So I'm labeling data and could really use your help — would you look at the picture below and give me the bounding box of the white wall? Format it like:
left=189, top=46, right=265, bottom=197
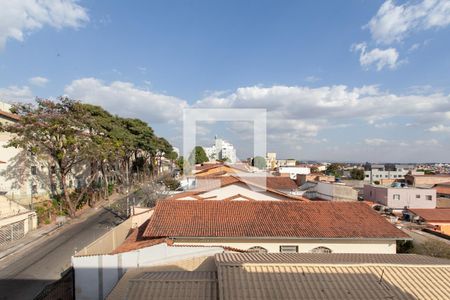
left=174, top=238, right=397, bottom=254
left=199, top=183, right=286, bottom=200
left=72, top=244, right=223, bottom=300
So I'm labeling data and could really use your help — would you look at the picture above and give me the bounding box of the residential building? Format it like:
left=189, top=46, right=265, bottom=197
left=141, top=200, right=409, bottom=254
left=173, top=175, right=304, bottom=201
left=203, top=136, right=237, bottom=163
left=0, top=101, right=90, bottom=208
left=434, top=182, right=450, bottom=208
left=408, top=208, right=450, bottom=235
left=72, top=208, right=224, bottom=300
left=405, top=174, right=450, bottom=187
left=265, top=152, right=277, bottom=170
left=303, top=181, right=358, bottom=201
left=276, top=159, right=297, bottom=167
left=276, top=166, right=310, bottom=180
left=0, top=195, right=37, bottom=246
left=363, top=164, right=418, bottom=183
left=296, top=173, right=335, bottom=186
left=364, top=184, right=436, bottom=210
left=107, top=253, right=450, bottom=300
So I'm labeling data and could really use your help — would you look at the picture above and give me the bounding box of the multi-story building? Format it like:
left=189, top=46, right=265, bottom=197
left=265, top=152, right=277, bottom=170
left=203, top=136, right=237, bottom=163
left=363, top=163, right=418, bottom=183
left=364, top=184, right=436, bottom=210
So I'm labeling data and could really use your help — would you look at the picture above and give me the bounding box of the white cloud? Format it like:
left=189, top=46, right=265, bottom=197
left=415, top=138, right=440, bottom=146
left=364, top=138, right=388, bottom=146
left=0, top=85, right=33, bottom=102
left=352, top=42, right=399, bottom=70
left=0, top=0, right=89, bottom=49
left=305, top=76, right=320, bottom=83
left=29, top=76, right=49, bottom=87
left=64, top=78, right=188, bottom=123
left=428, top=124, right=450, bottom=132
left=367, top=0, right=450, bottom=45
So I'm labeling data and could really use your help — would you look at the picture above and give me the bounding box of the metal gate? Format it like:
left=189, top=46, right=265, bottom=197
left=0, top=220, right=25, bottom=246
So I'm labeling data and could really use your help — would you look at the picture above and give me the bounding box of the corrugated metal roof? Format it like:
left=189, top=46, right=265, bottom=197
left=216, top=253, right=450, bottom=266
left=217, top=264, right=450, bottom=300
left=125, top=271, right=217, bottom=300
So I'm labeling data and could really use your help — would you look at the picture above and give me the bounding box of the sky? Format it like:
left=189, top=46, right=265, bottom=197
left=0, top=0, right=450, bottom=163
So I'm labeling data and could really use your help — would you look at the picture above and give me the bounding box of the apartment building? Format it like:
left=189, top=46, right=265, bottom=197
left=364, top=163, right=418, bottom=183
left=203, top=136, right=237, bottom=163
left=364, top=184, right=436, bottom=210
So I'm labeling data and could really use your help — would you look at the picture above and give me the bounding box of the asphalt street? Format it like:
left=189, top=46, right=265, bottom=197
left=0, top=207, right=122, bottom=300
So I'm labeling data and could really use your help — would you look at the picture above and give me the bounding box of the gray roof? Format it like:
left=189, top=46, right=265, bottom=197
left=215, top=253, right=450, bottom=265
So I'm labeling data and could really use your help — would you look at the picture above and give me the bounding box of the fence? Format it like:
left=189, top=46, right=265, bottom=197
left=34, top=268, right=74, bottom=300
left=0, top=219, right=25, bottom=246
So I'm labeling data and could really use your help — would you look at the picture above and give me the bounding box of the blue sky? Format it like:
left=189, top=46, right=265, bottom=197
left=1, top=0, right=450, bottom=162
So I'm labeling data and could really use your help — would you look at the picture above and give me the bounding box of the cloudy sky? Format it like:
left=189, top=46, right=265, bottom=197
left=1, top=0, right=450, bottom=162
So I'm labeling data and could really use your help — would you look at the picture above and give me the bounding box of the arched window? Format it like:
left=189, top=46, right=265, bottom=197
left=311, top=246, right=332, bottom=254
left=248, top=246, right=268, bottom=253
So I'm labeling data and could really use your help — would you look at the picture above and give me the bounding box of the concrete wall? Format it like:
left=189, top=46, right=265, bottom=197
left=315, top=182, right=358, bottom=201
left=72, top=244, right=223, bottom=300
left=0, top=210, right=37, bottom=233
left=174, top=238, right=397, bottom=254
left=76, top=209, right=153, bottom=256
left=364, top=185, right=436, bottom=209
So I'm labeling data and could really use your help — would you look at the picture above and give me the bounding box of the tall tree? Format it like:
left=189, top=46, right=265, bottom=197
left=2, top=98, right=99, bottom=217
left=189, top=146, right=209, bottom=164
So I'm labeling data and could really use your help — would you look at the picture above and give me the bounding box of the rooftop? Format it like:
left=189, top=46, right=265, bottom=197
left=108, top=253, right=450, bottom=300
left=143, top=200, right=410, bottom=240
left=409, top=208, right=450, bottom=223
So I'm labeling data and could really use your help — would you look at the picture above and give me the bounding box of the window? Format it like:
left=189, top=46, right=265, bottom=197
left=393, top=194, right=400, bottom=200
left=416, top=195, right=420, bottom=199
left=31, top=184, right=37, bottom=194
left=280, top=245, right=298, bottom=253
left=248, top=246, right=268, bottom=254
left=365, top=175, right=369, bottom=178
left=311, top=247, right=332, bottom=254
left=426, top=195, right=432, bottom=201
left=31, top=166, right=37, bottom=175
left=51, top=166, right=56, bottom=174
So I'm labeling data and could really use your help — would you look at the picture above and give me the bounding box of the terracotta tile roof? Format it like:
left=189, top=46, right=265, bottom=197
left=0, top=110, right=20, bottom=121
left=144, top=200, right=410, bottom=239
left=435, top=183, right=450, bottom=195
left=409, top=208, right=450, bottom=223
left=111, top=220, right=170, bottom=254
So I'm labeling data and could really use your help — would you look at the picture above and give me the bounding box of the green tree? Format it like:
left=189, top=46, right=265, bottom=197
left=326, top=163, right=343, bottom=178
left=189, top=146, right=209, bottom=164
left=252, top=156, right=267, bottom=169
left=2, top=98, right=99, bottom=217
left=350, top=168, right=365, bottom=180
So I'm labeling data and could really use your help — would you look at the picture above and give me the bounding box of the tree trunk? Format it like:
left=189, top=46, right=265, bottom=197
left=60, top=172, right=76, bottom=218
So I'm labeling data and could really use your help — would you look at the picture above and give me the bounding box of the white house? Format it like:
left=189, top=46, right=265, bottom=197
left=277, top=166, right=310, bottom=179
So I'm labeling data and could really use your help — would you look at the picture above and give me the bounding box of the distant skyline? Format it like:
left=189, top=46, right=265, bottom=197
left=1, top=0, right=450, bottom=162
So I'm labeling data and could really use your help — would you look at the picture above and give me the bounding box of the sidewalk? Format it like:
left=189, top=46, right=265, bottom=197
left=0, top=190, right=132, bottom=262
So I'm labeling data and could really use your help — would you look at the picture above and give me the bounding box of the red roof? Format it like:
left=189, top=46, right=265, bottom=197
left=409, top=209, right=450, bottom=223
left=0, top=110, right=20, bottom=121
left=434, top=182, right=450, bottom=195
left=144, top=200, right=409, bottom=239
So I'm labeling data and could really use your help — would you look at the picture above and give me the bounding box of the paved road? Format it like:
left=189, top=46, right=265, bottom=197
left=0, top=207, right=123, bottom=300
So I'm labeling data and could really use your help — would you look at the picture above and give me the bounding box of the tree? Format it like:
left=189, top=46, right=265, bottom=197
left=325, top=163, right=343, bottom=178
left=350, top=168, right=365, bottom=180
left=310, top=166, right=319, bottom=173
left=252, top=156, right=266, bottom=169
left=189, top=146, right=209, bottom=164
left=2, top=98, right=99, bottom=217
